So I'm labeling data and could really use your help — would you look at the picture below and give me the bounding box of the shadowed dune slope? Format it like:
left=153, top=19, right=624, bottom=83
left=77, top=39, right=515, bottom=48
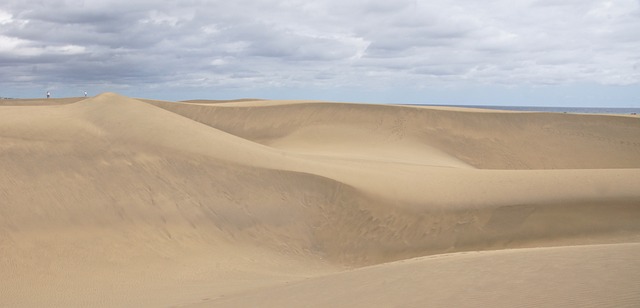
left=1, top=93, right=639, bottom=307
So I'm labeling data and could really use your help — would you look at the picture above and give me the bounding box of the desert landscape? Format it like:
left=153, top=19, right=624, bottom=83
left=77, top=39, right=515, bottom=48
left=1, top=92, right=639, bottom=307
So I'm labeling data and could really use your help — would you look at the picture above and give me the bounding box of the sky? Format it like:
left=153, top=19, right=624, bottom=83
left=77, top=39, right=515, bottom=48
left=1, top=0, right=639, bottom=106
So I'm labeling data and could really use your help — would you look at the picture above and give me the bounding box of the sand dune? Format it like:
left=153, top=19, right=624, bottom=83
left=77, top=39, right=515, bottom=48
left=149, top=99, right=640, bottom=169
left=191, top=243, right=640, bottom=308
left=0, top=97, right=86, bottom=106
left=1, top=93, right=639, bottom=307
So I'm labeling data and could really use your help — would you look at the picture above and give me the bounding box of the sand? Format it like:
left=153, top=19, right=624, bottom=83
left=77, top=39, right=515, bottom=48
left=1, top=92, right=639, bottom=307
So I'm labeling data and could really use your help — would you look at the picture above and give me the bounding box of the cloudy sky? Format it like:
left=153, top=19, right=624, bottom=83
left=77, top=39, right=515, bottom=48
left=1, top=0, right=639, bottom=106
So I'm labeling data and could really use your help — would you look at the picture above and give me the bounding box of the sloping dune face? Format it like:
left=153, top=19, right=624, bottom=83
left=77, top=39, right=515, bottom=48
left=149, top=99, right=640, bottom=169
left=2, top=93, right=640, bottom=307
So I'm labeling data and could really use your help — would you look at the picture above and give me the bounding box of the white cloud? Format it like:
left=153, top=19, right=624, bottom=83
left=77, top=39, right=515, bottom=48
left=48, top=44, right=86, bottom=55
left=0, top=0, right=639, bottom=105
left=209, top=58, right=226, bottom=66
left=0, top=9, right=12, bottom=24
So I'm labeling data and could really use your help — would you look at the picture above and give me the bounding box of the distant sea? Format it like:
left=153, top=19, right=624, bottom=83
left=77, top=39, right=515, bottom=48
left=416, top=105, right=640, bottom=115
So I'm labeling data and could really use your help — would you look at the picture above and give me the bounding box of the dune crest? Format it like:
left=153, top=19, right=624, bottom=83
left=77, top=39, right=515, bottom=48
left=1, top=93, right=639, bottom=307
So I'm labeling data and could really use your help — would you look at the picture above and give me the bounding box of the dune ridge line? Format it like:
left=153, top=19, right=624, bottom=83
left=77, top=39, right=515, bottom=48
left=1, top=92, right=639, bottom=307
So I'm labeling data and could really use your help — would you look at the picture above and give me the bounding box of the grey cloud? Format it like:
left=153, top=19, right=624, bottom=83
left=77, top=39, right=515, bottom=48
left=1, top=0, right=639, bottom=97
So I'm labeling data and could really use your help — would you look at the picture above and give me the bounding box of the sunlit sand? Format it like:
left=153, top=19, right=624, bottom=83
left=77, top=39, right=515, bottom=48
left=1, top=93, right=639, bottom=307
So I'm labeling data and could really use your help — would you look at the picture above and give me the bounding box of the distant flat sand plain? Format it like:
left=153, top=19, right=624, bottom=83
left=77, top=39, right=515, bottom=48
left=1, top=93, right=639, bottom=307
